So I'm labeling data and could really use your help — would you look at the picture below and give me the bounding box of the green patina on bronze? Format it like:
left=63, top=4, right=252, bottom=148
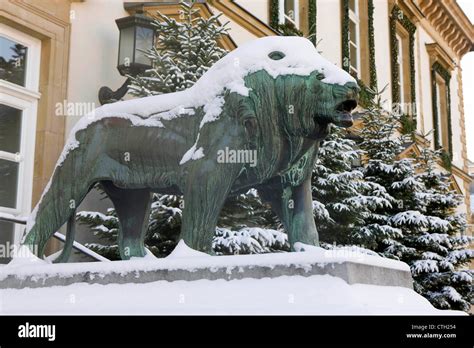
left=23, top=66, right=358, bottom=262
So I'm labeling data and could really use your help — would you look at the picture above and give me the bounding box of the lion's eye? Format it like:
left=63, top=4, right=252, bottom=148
left=268, top=51, right=285, bottom=60
left=316, top=73, right=325, bottom=80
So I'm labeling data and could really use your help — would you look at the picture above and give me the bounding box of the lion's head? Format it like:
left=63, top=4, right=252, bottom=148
left=265, top=69, right=359, bottom=139
left=205, top=36, right=359, bottom=140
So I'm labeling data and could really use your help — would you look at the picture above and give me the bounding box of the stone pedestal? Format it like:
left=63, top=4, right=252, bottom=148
left=0, top=250, right=413, bottom=290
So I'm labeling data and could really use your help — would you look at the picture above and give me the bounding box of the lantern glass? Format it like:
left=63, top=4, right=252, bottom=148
left=116, top=13, right=154, bottom=76
left=135, top=26, right=154, bottom=65
left=118, top=26, right=135, bottom=69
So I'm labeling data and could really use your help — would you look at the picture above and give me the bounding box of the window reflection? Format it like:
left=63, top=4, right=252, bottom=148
left=0, top=36, right=28, bottom=87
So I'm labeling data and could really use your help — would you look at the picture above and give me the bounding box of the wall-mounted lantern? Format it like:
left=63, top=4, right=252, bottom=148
left=98, top=12, right=155, bottom=105
left=116, top=13, right=155, bottom=76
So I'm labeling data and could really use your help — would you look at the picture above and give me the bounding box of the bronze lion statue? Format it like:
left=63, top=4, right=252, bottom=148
left=23, top=36, right=358, bottom=262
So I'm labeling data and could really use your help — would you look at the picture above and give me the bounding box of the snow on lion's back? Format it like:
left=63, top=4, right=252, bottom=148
left=57, top=36, right=356, bottom=169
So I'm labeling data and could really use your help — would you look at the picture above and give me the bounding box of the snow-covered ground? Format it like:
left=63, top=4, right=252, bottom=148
left=0, top=274, right=463, bottom=315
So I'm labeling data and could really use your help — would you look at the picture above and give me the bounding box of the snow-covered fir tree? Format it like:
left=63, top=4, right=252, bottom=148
left=215, top=189, right=287, bottom=254
left=355, top=91, right=472, bottom=311
left=218, top=189, right=279, bottom=231
left=77, top=2, right=286, bottom=257
left=392, top=147, right=473, bottom=311
left=213, top=227, right=289, bottom=255
left=76, top=207, right=120, bottom=260
left=128, top=1, right=229, bottom=96
left=312, top=125, right=393, bottom=246
left=351, top=94, right=410, bottom=252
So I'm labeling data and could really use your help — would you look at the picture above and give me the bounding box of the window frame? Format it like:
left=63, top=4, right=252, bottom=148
left=427, top=44, right=455, bottom=157
left=0, top=24, right=41, bottom=92
left=394, top=22, right=411, bottom=114
left=278, top=0, right=300, bottom=28
left=348, top=0, right=360, bottom=77
left=341, top=0, right=373, bottom=87
left=432, top=70, right=451, bottom=153
left=389, top=5, right=417, bottom=118
left=435, top=77, right=443, bottom=148
left=396, top=33, right=404, bottom=107
left=0, top=23, right=41, bottom=245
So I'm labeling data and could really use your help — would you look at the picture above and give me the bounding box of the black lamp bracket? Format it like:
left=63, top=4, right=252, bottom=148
left=98, top=78, right=130, bottom=105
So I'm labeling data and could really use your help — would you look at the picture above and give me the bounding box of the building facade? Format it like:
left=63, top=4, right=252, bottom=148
left=0, top=0, right=473, bottom=261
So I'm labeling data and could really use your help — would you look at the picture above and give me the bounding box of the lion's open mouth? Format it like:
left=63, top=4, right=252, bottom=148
left=332, top=99, right=357, bottom=128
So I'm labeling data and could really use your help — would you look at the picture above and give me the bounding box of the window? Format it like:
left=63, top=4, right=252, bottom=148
left=0, top=36, right=28, bottom=86
left=342, top=0, right=372, bottom=85
left=435, top=80, right=442, bottom=146
left=426, top=44, right=454, bottom=157
left=433, top=72, right=450, bottom=152
left=390, top=6, right=417, bottom=116
left=0, top=24, right=40, bottom=255
left=396, top=33, right=404, bottom=107
left=470, top=181, right=474, bottom=211
left=279, top=0, right=300, bottom=28
left=394, top=25, right=410, bottom=113
left=348, top=0, right=360, bottom=76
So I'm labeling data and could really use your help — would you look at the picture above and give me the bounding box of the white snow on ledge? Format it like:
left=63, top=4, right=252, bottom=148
left=1, top=241, right=409, bottom=281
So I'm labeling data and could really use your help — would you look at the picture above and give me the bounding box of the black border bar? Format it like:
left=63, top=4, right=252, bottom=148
left=0, top=315, right=472, bottom=346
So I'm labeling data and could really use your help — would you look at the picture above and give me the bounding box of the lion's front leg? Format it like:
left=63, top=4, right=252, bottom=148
left=285, top=176, right=319, bottom=247
left=180, top=160, right=243, bottom=254
left=259, top=175, right=319, bottom=249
